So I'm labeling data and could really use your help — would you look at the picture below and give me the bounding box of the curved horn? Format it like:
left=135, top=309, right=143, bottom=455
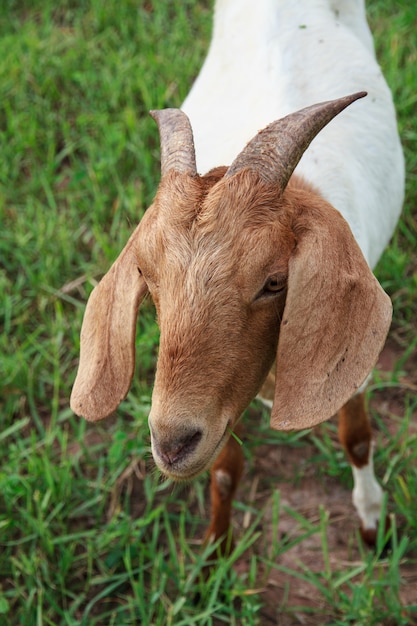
left=225, top=92, right=367, bottom=189
left=150, top=108, right=197, bottom=177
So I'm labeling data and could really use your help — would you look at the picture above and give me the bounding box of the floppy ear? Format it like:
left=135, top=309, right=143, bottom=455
left=70, top=223, right=148, bottom=421
left=270, top=201, right=392, bottom=431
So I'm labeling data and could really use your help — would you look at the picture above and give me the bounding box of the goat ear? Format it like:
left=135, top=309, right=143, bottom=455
left=70, top=224, right=148, bottom=421
left=270, top=203, right=392, bottom=431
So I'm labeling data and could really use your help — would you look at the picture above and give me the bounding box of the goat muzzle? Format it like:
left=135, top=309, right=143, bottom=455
left=151, top=428, right=202, bottom=468
left=149, top=411, right=231, bottom=480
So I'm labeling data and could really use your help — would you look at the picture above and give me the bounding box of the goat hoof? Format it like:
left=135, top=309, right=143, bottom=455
left=360, top=514, right=392, bottom=556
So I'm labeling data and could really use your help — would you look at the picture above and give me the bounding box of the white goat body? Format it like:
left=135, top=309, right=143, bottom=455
left=182, top=0, right=404, bottom=268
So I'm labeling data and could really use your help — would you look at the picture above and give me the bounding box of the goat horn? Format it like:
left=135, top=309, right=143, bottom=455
left=150, top=108, right=197, bottom=177
left=225, top=92, right=367, bottom=188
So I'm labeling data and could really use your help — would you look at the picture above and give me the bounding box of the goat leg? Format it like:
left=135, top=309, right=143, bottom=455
left=338, top=393, right=389, bottom=547
left=204, top=425, right=244, bottom=555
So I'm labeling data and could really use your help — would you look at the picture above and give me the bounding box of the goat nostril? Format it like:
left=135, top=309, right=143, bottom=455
left=156, top=429, right=202, bottom=466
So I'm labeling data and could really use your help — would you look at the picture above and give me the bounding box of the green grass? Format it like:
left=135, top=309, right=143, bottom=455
left=1, top=1, right=416, bottom=624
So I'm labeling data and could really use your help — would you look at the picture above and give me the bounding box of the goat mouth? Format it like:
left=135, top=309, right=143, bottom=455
left=156, top=421, right=231, bottom=482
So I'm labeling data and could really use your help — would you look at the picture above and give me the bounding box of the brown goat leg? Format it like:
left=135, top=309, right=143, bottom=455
left=338, top=393, right=387, bottom=546
left=338, top=393, right=373, bottom=467
left=204, top=426, right=244, bottom=555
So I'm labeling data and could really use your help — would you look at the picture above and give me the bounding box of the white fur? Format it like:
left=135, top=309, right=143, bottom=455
left=214, top=468, right=233, bottom=499
left=182, top=0, right=404, bottom=268
left=351, top=444, right=383, bottom=530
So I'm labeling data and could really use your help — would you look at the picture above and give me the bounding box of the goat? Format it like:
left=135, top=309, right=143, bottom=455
left=70, top=0, right=404, bottom=553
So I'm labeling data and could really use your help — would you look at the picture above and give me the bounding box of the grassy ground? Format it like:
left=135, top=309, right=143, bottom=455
left=1, top=1, right=416, bottom=624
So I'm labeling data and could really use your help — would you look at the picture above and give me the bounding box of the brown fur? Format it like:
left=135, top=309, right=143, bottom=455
left=205, top=427, right=245, bottom=552
left=338, top=393, right=372, bottom=468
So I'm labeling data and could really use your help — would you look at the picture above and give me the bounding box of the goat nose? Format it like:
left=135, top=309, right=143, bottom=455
left=152, top=428, right=202, bottom=467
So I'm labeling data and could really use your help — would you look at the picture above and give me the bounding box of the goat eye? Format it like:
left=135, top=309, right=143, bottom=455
left=265, top=277, right=285, bottom=292
left=264, top=276, right=285, bottom=293
left=257, top=275, right=287, bottom=299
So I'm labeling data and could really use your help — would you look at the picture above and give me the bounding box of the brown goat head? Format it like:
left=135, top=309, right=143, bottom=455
left=70, top=93, right=392, bottom=480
